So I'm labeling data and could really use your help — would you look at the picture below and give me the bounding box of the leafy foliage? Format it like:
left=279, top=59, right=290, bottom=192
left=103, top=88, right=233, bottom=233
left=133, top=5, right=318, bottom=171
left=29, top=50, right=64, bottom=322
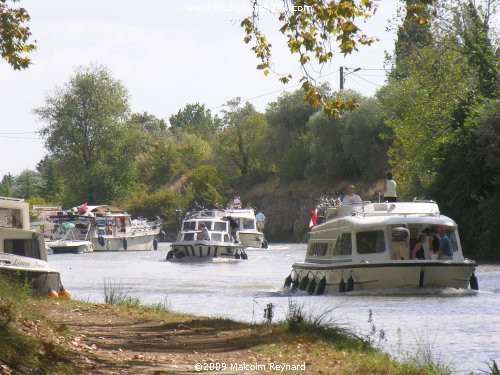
left=35, top=64, right=143, bottom=204
left=241, top=0, right=375, bottom=116
left=0, top=0, right=36, bottom=69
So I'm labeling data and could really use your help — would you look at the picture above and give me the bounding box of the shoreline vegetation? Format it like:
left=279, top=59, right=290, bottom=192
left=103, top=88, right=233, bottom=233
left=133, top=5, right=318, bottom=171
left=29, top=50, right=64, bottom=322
left=0, top=275, right=472, bottom=375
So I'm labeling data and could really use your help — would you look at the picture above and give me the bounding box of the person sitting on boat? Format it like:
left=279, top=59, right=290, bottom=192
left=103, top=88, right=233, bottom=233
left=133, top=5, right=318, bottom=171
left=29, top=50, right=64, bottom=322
left=223, top=216, right=239, bottom=243
left=382, top=172, right=397, bottom=202
left=437, top=226, right=453, bottom=260
left=197, top=222, right=210, bottom=241
left=232, top=196, right=242, bottom=209
left=256, top=209, right=266, bottom=232
left=423, top=228, right=440, bottom=259
left=411, top=233, right=427, bottom=260
left=392, top=224, right=410, bottom=260
left=342, top=185, right=362, bottom=205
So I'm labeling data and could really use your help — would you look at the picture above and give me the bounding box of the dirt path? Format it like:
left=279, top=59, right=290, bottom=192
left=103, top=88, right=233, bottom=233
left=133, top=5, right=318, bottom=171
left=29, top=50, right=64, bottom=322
left=44, top=302, right=275, bottom=374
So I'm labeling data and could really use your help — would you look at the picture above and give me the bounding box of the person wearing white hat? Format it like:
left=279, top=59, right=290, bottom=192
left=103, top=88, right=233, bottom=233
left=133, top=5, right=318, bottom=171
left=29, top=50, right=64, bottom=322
left=342, top=184, right=362, bottom=205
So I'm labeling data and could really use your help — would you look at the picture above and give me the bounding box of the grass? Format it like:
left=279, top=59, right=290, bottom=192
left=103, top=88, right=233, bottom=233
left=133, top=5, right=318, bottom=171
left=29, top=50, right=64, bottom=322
left=0, top=274, right=75, bottom=374
left=102, top=279, right=140, bottom=307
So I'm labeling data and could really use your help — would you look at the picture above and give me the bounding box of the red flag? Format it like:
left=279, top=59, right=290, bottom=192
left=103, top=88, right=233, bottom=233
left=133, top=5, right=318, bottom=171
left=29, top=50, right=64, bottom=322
left=77, top=203, right=88, bottom=214
left=309, top=209, right=317, bottom=229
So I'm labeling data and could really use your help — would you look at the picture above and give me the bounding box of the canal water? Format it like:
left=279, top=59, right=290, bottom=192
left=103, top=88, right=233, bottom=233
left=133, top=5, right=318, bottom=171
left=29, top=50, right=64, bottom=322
left=49, top=244, right=499, bottom=374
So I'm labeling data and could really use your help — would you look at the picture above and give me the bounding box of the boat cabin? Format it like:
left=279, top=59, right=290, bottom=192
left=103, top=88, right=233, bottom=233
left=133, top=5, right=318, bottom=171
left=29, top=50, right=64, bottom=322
left=307, top=201, right=464, bottom=263
left=179, top=219, right=231, bottom=242
left=0, top=197, right=46, bottom=261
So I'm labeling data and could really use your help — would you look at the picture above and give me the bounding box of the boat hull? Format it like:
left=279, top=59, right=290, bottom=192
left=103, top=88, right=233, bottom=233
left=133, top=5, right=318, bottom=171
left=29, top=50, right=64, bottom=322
left=46, top=240, right=94, bottom=254
left=169, top=241, right=242, bottom=259
left=0, top=253, right=62, bottom=293
left=290, top=260, right=476, bottom=293
left=92, top=231, right=159, bottom=251
left=238, top=231, right=265, bottom=248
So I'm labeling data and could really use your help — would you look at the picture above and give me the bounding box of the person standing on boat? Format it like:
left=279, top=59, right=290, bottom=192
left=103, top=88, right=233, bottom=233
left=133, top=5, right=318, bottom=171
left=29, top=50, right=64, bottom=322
left=256, top=209, right=266, bottom=232
left=383, top=172, right=397, bottom=202
left=232, top=196, right=242, bottom=209
left=342, top=185, right=362, bottom=205
left=197, top=222, right=210, bottom=241
left=437, top=226, right=453, bottom=260
left=224, top=216, right=239, bottom=243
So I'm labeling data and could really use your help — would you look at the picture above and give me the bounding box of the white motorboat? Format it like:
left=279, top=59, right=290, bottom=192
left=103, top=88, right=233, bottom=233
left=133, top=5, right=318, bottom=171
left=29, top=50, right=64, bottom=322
left=0, top=197, right=63, bottom=293
left=45, top=220, right=94, bottom=254
left=284, top=200, right=478, bottom=294
left=51, top=205, right=162, bottom=251
left=223, top=208, right=267, bottom=248
left=167, top=211, right=247, bottom=260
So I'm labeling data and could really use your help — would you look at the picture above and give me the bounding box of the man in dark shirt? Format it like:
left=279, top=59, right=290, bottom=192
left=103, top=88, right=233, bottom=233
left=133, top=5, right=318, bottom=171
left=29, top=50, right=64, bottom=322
left=437, top=226, right=453, bottom=260
left=224, top=216, right=239, bottom=243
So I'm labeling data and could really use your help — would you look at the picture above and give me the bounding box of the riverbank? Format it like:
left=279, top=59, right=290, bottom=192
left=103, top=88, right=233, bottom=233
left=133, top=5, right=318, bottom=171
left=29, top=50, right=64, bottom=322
left=0, top=276, right=442, bottom=374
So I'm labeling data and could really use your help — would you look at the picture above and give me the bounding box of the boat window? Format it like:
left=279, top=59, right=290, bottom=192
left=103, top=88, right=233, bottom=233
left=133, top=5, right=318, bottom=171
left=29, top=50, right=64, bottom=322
left=333, top=233, right=352, bottom=255
left=211, top=233, right=222, bottom=241
left=4, top=239, right=40, bottom=259
left=242, top=219, right=255, bottom=230
left=183, top=233, right=194, bottom=241
left=213, top=221, right=227, bottom=232
left=308, top=242, right=329, bottom=256
left=199, top=221, right=212, bottom=230
left=357, top=231, right=386, bottom=254
left=447, top=230, right=459, bottom=252
left=183, top=221, right=196, bottom=231
left=0, top=209, right=22, bottom=228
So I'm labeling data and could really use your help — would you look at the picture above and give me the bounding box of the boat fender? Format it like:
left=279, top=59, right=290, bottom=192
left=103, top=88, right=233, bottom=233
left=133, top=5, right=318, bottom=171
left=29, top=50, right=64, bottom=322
left=316, top=277, right=327, bottom=295
left=47, top=290, right=59, bottom=300
left=58, top=288, right=72, bottom=299
left=291, top=277, right=300, bottom=291
left=241, top=251, right=248, bottom=260
left=284, top=274, right=292, bottom=288
left=153, top=238, right=158, bottom=251
left=262, top=240, right=268, bottom=249
left=299, top=275, right=309, bottom=291
left=470, top=273, right=479, bottom=290
left=166, top=250, right=174, bottom=260
left=123, top=238, right=128, bottom=250
left=346, top=275, right=354, bottom=292
left=307, top=278, right=317, bottom=295
left=339, top=278, right=346, bottom=293
left=235, top=252, right=241, bottom=259
left=98, top=235, right=105, bottom=247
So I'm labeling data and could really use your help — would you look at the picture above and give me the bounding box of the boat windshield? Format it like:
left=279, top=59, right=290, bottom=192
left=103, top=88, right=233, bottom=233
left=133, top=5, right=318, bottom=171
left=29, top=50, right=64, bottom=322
left=0, top=208, right=22, bottom=229
left=241, top=219, right=255, bottom=230
left=213, top=221, right=227, bottom=232
left=183, top=221, right=196, bottom=231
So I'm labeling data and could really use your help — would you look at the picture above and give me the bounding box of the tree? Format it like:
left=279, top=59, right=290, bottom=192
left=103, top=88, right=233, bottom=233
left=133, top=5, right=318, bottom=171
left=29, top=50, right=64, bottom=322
left=129, top=112, right=168, bottom=136
left=265, top=89, right=319, bottom=169
left=169, top=103, right=221, bottom=138
left=217, top=100, right=268, bottom=184
left=0, top=173, right=14, bottom=197
left=241, top=0, right=375, bottom=116
left=14, top=169, right=42, bottom=199
left=35, top=64, right=142, bottom=204
left=36, top=156, right=66, bottom=204
left=0, top=0, right=36, bottom=69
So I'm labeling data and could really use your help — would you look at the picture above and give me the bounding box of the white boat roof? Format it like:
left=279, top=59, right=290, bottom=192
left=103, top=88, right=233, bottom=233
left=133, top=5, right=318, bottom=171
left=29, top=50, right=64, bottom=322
left=188, top=209, right=256, bottom=220
left=314, top=201, right=457, bottom=230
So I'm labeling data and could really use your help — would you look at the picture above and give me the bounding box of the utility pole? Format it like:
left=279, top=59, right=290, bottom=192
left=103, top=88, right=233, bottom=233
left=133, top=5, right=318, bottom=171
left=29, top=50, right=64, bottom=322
left=339, top=66, right=344, bottom=90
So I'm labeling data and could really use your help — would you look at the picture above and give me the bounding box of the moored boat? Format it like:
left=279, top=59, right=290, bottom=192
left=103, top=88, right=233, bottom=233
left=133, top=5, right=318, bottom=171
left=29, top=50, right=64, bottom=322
left=167, top=211, right=247, bottom=260
left=284, top=200, right=478, bottom=294
left=0, top=197, right=63, bottom=294
left=51, top=205, right=161, bottom=251
left=45, top=220, right=94, bottom=254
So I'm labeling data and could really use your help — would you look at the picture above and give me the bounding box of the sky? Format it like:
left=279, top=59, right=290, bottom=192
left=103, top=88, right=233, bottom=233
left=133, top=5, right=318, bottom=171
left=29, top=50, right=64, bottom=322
left=0, top=0, right=399, bottom=177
